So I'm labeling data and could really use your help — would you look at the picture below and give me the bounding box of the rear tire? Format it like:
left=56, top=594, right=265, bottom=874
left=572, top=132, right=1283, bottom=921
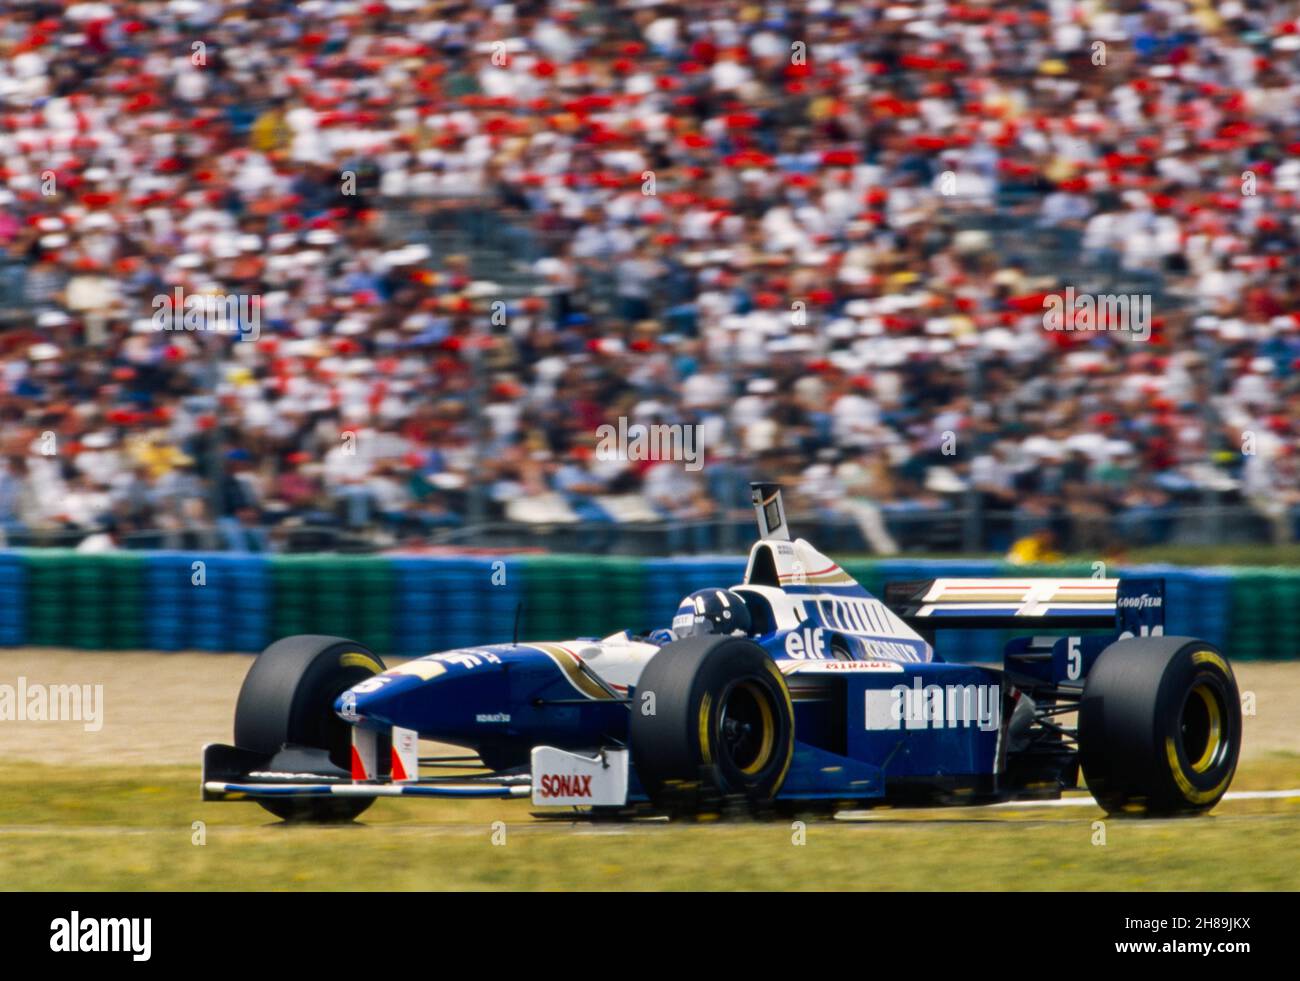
left=234, top=635, right=385, bottom=822
left=629, top=635, right=794, bottom=816
left=1079, top=636, right=1240, bottom=816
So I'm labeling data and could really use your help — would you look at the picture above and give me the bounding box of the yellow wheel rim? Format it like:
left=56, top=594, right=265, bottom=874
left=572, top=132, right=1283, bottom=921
left=1185, top=681, right=1223, bottom=774
left=716, top=680, right=776, bottom=776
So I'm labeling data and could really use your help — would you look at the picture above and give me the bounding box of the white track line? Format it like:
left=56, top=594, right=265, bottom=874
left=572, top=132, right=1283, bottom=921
left=990, top=788, right=1300, bottom=808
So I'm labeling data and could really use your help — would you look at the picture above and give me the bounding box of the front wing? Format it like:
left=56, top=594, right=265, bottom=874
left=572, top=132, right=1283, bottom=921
left=201, top=738, right=890, bottom=809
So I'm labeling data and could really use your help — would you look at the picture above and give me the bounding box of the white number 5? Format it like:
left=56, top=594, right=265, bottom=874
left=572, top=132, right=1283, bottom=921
left=1066, top=636, right=1082, bottom=681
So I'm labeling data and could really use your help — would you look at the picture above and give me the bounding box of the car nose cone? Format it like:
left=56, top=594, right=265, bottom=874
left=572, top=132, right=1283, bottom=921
left=334, top=661, right=440, bottom=728
left=334, top=652, right=509, bottom=740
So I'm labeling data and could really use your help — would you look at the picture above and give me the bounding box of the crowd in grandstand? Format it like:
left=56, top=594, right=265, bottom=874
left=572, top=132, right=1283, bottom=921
left=2, top=0, right=1300, bottom=552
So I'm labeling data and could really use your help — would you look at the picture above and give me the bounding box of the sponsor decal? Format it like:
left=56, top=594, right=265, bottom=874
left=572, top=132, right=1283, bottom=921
left=348, top=676, right=392, bottom=695
left=537, top=773, right=593, bottom=799
left=793, top=597, right=918, bottom=649
left=249, top=770, right=336, bottom=780
left=386, top=660, right=447, bottom=681
left=530, top=747, right=629, bottom=806
left=475, top=712, right=511, bottom=723
left=1118, top=625, right=1165, bottom=638
left=391, top=725, right=419, bottom=782
left=1117, top=594, right=1163, bottom=608
left=858, top=639, right=926, bottom=660
left=808, top=659, right=904, bottom=672
left=433, top=650, right=503, bottom=670
left=784, top=627, right=827, bottom=659
left=385, top=649, right=504, bottom=682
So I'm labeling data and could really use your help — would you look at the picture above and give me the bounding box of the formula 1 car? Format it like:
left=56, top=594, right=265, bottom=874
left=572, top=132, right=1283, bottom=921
left=202, top=483, right=1242, bottom=821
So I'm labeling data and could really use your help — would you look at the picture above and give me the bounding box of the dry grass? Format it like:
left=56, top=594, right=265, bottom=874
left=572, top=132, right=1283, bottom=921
left=0, top=649, right=1297, bottom=889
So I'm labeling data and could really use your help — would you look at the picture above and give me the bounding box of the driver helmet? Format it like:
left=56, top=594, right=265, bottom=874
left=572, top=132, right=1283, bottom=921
left=672, top=589, right=752, bottom=639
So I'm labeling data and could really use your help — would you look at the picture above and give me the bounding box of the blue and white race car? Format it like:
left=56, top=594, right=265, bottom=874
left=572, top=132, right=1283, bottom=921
left=203, top=483, right=1242, bottom=821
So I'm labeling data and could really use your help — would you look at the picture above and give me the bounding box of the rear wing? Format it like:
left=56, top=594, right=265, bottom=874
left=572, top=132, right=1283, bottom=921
left=884, top=577, right=1164, bottom=636
left=750, top=481, right=790, bottom=541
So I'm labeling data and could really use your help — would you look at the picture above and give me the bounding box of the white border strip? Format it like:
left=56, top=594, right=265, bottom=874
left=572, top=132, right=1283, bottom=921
left=991, top=788, right=1300, bottom=808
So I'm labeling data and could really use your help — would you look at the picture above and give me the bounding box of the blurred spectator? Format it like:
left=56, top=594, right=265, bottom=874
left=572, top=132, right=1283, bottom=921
left=1, top=1, right=1298, bottom=554
left=1007, top=528, right=1063, bottom=566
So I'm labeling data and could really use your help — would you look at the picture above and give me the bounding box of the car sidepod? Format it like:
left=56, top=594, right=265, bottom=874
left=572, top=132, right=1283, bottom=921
left=776, top=660, right=1011, bottom=804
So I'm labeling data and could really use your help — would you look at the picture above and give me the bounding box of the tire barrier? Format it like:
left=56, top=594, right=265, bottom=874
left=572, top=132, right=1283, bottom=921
left=0, top=551, right=1277, bottom=660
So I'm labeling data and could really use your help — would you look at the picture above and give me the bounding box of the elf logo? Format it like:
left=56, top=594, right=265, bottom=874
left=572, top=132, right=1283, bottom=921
left=50, top=911, right=151, bottom=961
left=537, top=773, right=593, bottom=799
left=784, top=627, right=827, bottom=659
left=864, top=679, right=1001, bottom=731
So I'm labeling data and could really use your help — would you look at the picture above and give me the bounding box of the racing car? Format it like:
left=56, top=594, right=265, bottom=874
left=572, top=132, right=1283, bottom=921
left=202, top=483, right=1242, bottom=821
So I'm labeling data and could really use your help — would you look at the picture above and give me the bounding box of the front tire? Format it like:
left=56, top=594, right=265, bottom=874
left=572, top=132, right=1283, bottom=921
left=234, top=635, right=385, bottom=822
left=1079, top=636, right=1240, bottom=816
left=629, top=635, right=795, bottom=816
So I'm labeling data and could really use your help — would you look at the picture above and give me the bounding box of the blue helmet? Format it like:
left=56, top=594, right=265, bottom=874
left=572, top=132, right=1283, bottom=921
left=672, top=588, right=752, bottom=640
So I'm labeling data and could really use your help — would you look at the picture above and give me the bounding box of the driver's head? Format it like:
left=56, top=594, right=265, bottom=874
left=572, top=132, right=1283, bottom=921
left=672, top=589, right=752, bottom=640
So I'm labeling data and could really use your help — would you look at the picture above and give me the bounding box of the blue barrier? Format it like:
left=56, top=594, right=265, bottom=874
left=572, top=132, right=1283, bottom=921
left=0, top=551, right=1287, bottom=658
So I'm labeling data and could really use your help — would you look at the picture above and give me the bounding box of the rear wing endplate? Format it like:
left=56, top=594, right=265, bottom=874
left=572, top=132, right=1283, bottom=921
left=750, top=482, right=790, bottom=541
